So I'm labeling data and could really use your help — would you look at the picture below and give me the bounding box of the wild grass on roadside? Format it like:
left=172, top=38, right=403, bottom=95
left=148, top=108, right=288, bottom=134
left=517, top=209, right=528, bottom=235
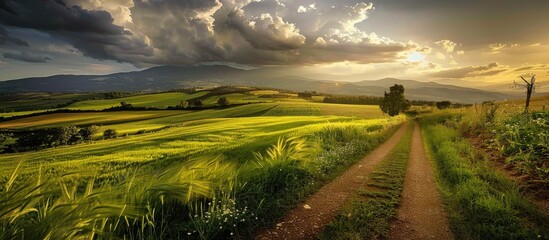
left=456, top=101, right=549, bottom=180
left=420, top=114, right=549, bottom=240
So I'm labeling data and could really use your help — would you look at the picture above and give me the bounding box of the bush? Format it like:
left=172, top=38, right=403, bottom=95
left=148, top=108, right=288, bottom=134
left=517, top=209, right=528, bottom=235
left=217, top=96, right=229, bottom=107
left=58, top=126, right=81, bottom=145
left=79, top=125, right=100, bottom=141
left=436, top=101, right=452, bottom=109
left=103, top=129, right=118, bottom=139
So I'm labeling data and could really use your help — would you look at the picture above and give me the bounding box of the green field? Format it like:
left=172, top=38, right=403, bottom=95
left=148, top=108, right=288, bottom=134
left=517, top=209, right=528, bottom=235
left=0, top=89, right=401, bottom=182
left=0, top=92, right=105, bottom=112
left=0, top=101, right=389, bottom=135
left=67, top=92, right=208, bottom=110
left=0, top=116, right=399, bottom=179
left=0, top=93, right=405, bottom=238
left=0, top=111, right=187, bottom=130
left=0, top=88, right=411, bottom=238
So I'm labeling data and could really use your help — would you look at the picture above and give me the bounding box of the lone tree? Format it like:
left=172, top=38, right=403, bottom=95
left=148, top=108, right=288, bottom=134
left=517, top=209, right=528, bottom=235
left=513, top=75, right=536, bottom=113
left=380, top=84, right=411, bottom=116
left=217, top=96, right=229, bottom=107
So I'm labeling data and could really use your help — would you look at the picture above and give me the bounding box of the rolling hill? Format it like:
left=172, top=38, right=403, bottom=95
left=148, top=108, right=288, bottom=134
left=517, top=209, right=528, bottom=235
left=0, top=65, right=516, bottom=103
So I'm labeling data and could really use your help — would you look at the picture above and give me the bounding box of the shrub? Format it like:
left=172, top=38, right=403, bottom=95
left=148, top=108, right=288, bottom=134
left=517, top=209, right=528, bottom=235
left=103, top=129, right=118, bottom=139
left=58, top=126, right=81, bottom=145
left=217, top=96, right=229, bottom=107
left=80, top=125, right=99, bottom=140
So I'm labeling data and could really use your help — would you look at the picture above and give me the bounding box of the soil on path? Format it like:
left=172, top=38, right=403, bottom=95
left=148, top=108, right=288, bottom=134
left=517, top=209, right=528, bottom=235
left=387, top=122, right=453, bottom=240
left=256, top=121, right=410, bottom=240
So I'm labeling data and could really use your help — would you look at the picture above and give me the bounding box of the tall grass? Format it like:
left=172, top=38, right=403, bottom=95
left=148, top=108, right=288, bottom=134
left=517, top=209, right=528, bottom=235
left=419, top=115, right=549, bottom=239
left=455, top=100, right=549, bottom=180
left=0, top=164, right=139, bottom=239
left=0, top=120, right=402, bottom=239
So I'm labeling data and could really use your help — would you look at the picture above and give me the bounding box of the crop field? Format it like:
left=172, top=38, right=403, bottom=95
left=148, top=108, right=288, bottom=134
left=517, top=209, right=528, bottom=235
left=0, top=111, right=186, bottom=130
left=0, top=110, right=47, bottom=118
left=0, top=100, right=389, bottom=135
left=0, top=92, right=105, bottom=112
left=67, top=92, right=209, bottom=110
left=0, top=116, right=397, bottom=179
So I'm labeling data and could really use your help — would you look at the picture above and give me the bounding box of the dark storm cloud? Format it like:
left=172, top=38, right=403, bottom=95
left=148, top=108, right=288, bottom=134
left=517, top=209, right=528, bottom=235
left=0, top=0, right=152, bottom=63
left=0, top=26, right=29, bottom=46
left=3, top=51, right=52, bottom=63
left=129, top=0, right=226, bottom=65
left=0, top=0, right=122, bottom=34
left=430, top=63, right=507, bottom=79
left=0, top=0, right=419, bottom=66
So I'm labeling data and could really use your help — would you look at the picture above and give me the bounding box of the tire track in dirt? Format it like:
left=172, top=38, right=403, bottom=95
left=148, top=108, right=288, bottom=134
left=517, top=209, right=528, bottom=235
left=387, top=122, right=453, bottom=240
left=255, top=121, right=410, bottom=240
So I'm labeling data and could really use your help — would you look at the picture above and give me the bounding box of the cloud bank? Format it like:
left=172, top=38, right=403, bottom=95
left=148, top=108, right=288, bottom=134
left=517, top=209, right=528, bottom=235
left=0, top=0, right=419, bottom=66
left=3, top=51, right=52, bottom=63
left=430, top=62, right=507, bottom=79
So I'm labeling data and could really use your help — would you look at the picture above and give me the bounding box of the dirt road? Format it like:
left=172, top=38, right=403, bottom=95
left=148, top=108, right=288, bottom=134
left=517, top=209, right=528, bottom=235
left=387, top=122, right=453, bottom=240
left=256, top=121, right=410, bottom=240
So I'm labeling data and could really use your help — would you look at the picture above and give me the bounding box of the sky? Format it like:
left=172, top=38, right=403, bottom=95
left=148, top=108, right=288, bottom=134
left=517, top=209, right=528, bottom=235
left=1, top=0, right=548, bottom=85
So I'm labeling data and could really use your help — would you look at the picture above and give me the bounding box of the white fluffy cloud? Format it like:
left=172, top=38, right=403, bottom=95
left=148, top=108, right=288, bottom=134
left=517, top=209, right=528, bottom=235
left=435, top=39, right=457, bottom=53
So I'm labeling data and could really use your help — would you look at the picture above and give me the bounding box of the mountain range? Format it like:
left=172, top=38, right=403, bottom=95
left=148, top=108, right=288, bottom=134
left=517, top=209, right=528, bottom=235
left=0, top=65, right=524, bottom=103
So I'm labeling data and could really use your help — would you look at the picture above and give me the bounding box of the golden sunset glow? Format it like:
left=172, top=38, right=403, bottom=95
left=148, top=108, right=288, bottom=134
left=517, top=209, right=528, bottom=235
left=407, top=52, right=425, bottom=63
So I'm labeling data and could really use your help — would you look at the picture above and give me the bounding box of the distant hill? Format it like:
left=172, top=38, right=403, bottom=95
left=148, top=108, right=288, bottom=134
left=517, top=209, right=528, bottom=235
left=353, top=78, right=513, bottom=103
left=0, top=65, right=516, bottom=103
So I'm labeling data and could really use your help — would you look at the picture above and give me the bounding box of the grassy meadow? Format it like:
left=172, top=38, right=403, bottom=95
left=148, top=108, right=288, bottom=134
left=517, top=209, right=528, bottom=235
left=66, top=92, right=208, bottom=110
left=0, top=87, right=407, bottom=239
left=1, top=87, right=547, bottom=239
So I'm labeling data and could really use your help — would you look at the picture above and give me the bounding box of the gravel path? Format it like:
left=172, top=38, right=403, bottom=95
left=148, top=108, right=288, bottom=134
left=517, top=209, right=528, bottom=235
left=255, top=121, right=410, bottom=240
left=387, top=122, right=453, bottom=240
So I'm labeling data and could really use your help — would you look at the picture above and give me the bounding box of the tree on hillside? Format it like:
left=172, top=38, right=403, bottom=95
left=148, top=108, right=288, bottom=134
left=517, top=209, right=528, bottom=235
left=217, top=96, right=229, bottom=107
left=380, top=84, right=411, bottom=116
left=436, top=101, right=452, bottom=110
left=57, top=126, right=81, bottom=145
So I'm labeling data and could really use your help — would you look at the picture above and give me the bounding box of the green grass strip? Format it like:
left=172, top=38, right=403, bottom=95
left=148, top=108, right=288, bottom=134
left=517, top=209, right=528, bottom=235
left=317, top=122, right=414, bottom=240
